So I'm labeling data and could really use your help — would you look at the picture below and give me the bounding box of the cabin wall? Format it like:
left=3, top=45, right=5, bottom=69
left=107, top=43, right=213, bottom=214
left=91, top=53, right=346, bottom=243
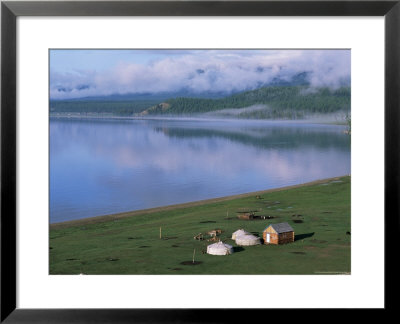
left=263, top=232, right=279, bottom=244
left=270, top=234, right=279, bottom=244
left=278, top=231, right=295, bottom=244
left=265, top=226, right=277, bottom=234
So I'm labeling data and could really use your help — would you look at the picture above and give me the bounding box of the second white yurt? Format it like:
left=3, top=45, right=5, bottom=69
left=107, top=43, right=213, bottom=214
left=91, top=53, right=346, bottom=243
left=231, top=229, right=250, bottom=240
left=235, top=234, right=261, bottom=246
left=207, top=242, right=234, bottom=256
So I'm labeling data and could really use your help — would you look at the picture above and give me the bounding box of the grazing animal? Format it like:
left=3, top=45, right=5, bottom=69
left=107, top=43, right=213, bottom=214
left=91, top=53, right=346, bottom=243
left=206, top=229, right=222, bottom=237
left=207, top=236, right=219, bottom=242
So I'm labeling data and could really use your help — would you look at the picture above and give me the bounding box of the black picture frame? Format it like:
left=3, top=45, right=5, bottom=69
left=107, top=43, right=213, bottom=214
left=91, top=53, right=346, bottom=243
left=1, top=0, right=398, bottom=322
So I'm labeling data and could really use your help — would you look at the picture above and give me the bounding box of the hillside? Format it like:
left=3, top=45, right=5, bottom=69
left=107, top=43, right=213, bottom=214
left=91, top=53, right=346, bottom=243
left=50, top=85, right=351, bottom=120
left=49, top=90, right=228, bottom=116
left=49, top=99, right=160, bottom=116
left=141, top=86, right=351, bottom=119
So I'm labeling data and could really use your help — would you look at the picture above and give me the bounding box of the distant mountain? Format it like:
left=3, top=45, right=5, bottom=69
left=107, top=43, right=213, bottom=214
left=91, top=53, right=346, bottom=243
left=51, top=71, right=320, bottom=103
left=269, top=71, right=311, bottom=87
left=51, top=89, right=230, bottom=102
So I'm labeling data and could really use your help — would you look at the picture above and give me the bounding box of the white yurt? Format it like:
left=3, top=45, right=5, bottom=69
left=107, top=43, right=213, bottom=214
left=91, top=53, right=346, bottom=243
left=235, top=234, right=261, bottom=246
left=207, top=242, right=234, bottom=256
left=231, top=229, right=250, bottom=240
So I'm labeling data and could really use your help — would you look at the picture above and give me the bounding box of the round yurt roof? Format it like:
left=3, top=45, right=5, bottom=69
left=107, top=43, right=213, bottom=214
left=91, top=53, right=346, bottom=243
left=235, top=234, right=261, bottom=246
left=231, top=229, right=250, bottom=240
left=207, top=241, right=234, bottom=256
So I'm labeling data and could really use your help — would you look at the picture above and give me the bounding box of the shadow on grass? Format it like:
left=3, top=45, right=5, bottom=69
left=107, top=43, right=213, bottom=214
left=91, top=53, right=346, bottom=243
left=180, top=261, right=202, bottom=265
left=295, top=232, right=315, bottom=241
left=233, top=246, right=245, bottom=253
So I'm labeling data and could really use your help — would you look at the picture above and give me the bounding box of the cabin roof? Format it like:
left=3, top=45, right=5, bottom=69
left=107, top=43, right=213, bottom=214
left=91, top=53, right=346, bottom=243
left=265, top=222, right=294, bottom=234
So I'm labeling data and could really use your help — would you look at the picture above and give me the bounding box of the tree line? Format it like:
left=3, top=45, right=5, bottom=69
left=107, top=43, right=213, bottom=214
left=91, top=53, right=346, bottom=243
left=147, top=86, right=351, bottom=116
left=50, top=85, right=351, bottom=119
left=49, top=100, right=159, bottom=116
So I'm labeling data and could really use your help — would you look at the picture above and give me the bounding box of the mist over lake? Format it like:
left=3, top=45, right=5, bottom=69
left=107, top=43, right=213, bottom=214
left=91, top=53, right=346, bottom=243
left=50, top=117, right=350, bottom=223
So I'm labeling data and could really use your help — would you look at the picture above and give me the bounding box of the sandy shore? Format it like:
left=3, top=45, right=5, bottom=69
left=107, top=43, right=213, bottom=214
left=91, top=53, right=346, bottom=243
left=50, top=176, right=348, bottom=229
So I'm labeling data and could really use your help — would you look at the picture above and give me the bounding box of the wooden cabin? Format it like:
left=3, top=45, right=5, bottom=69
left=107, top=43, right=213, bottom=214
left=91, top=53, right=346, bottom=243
left=263, top=222, right=294, bottom=245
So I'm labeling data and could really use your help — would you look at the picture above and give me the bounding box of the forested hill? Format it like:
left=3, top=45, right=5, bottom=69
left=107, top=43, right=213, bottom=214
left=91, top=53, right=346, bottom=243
left=50, top=85, right=350, bottom=119
left=50, top=99, right=160, bottom=116
left=141, top=86, right=351, bottom=119
left=49, top=90, right=228, bottom=116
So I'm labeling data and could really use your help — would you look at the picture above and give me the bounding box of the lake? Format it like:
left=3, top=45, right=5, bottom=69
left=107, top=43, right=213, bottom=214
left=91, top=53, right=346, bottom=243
left=50, top=117, right=350, bottom=223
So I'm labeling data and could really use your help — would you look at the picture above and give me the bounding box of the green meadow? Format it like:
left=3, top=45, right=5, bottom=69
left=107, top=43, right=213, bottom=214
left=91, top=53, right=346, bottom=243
left=49, top=176, right=350, bottom=275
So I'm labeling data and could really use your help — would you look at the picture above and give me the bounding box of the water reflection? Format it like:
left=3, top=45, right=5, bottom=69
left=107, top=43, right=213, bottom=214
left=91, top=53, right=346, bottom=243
left=50, top=118, right=350, bottom=223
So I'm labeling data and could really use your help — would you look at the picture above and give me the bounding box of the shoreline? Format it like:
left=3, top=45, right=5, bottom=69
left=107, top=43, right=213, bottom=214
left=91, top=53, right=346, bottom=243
left=50, top=175, right=349, bottom=229
left=49, top=114, right=348, bottom=126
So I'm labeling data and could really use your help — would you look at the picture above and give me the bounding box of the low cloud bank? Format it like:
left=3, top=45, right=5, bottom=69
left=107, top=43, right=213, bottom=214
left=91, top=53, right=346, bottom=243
left=50, top=50, right=350, bottom=100
left=202, top=105, right=268, bottom=117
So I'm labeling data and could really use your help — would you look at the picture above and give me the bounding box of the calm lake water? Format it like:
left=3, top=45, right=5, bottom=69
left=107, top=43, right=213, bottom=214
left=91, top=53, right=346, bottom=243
left=50, top=117, right=350, bottom=223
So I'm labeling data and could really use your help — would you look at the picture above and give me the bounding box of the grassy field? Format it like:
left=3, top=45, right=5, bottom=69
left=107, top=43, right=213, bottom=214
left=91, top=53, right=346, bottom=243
left=49, top=176, right=350, bottom=275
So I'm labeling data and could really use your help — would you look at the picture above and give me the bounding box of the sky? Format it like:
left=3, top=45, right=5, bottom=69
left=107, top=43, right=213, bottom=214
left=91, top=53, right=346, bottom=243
left=50, top=49, right=350, bottom=100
